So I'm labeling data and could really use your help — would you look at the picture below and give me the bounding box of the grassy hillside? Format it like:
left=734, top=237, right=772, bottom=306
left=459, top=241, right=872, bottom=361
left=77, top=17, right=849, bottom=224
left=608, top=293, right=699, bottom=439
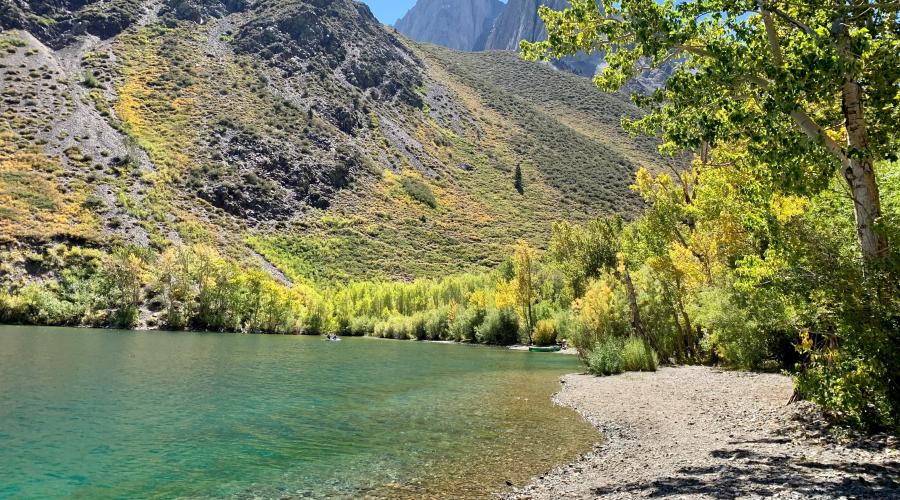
left=0, top=0, right=670, bottom=294
left=250, top=45, right=670, bottom=284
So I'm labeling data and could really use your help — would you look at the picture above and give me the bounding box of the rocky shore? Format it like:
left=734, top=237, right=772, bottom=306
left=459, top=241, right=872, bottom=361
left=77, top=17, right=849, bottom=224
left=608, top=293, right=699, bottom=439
left=503, top=366, right=899, bottom=499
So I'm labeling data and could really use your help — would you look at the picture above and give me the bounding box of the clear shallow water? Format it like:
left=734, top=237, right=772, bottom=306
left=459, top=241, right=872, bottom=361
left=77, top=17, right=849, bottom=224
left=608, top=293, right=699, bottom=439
left=0, top=326, right=596, bottom=499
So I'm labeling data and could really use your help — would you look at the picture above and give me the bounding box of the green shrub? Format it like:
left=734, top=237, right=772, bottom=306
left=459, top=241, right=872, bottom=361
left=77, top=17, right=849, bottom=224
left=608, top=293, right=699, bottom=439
left=532, top=319, right=558, bottom=346
left=550, top=309, right=578, bottom=341
left=693, top=288, right=773, bottom=370
left=424, top=307, right=449, bottom=340
left=621, top=337, right=658, bottom=372
left=796, top=358, right=891, bottom=431
left=374, top=316, right=405, bottom=339
left=476, top=307, right=519, bottom=345
left=109, top=304, right=139, bottom=329
left=587, top=337, right=624, bottom=376
left=408, top=312, right=428, bottom=340
left=348, top=315, right=376, bottom=336
left=400, top=176, right=436, bottom=208
left=0, top=35, right=26, bottom=53
left=81, top=70, right=100, bottom=89
left=1, top=283, right=81, bottom=326
left=449, top=307, right=485, bottom=342
left=301, top=302, right=331, bottom=335
left=373, top=314, right=426, bottom=340
left=586, top=337, right=657, bottom=375
left=372, top=319, right=388, bottom=338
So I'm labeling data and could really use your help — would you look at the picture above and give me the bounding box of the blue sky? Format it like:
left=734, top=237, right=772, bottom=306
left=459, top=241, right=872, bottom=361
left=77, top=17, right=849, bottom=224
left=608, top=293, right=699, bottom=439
left=360, top=0, right=418, bottom=25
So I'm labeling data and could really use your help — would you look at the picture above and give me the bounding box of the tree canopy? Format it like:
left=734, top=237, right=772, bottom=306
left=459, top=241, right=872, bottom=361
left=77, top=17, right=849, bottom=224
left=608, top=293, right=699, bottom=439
left=522, top=0, right=899, bottom=262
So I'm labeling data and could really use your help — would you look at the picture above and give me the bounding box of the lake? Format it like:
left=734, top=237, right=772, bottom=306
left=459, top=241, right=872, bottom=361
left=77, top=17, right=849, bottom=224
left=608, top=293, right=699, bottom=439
left=0, top=326, right=596, bottom=498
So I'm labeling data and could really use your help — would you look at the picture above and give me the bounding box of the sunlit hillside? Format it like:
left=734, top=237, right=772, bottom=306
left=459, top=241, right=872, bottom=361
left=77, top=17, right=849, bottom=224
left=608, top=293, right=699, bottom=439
left=0, top=0, right=668, bottom=286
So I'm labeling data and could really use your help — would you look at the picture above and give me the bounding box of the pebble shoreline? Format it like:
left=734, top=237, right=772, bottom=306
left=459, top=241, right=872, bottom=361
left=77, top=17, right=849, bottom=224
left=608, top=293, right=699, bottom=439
left=501, top=366, right=899, bottom=499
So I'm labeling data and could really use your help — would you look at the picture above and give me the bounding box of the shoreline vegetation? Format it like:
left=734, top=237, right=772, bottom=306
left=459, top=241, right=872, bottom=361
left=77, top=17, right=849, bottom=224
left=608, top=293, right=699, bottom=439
left=4, top=154, right=898, bottom=431
left=0, top=0, right=897, bottom=484
left=2, top=154, right=898, bottom=433
left=1, top=0, right=898, bottom=497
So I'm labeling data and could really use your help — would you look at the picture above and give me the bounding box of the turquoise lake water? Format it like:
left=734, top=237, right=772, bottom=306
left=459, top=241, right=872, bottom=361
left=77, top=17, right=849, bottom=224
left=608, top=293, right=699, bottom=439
left=0, top=326, right=595, bottom=499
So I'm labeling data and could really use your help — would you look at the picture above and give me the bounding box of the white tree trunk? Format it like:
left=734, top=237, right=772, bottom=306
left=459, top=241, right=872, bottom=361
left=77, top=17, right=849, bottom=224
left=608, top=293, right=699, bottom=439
left=841, top=77, right=887, bottom=262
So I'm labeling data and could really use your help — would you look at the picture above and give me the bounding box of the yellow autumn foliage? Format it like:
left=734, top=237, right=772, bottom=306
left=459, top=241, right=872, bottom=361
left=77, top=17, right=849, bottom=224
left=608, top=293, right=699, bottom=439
left=0, top=159, right=97, bottom=242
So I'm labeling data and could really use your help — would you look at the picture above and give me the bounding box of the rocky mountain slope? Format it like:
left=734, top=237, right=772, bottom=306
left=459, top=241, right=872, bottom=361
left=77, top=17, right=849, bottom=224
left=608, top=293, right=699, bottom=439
left=0, top=0, right=671, bottom=286
left=394, top=0, right=504, bottom=51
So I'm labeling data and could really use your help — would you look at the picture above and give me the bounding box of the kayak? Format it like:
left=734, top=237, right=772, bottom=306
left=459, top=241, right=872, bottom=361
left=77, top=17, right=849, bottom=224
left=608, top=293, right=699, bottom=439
left=528, top=345, right=561, bottom=352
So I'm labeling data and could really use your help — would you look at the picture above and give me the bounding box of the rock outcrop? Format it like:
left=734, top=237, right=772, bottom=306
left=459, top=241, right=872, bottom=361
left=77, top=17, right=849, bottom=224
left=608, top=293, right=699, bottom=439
left=394, top=0, right=504, bottom=51
left=482, top=0, right=567, bottom=51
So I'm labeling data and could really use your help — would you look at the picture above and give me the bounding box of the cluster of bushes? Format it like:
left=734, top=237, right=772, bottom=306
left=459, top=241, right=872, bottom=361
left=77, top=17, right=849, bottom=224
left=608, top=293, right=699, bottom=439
left=371, top=307, right=450, bottom=341
left=0, top=244, right=329, bottom=334
left=550, top=161, right=899, bottom=432
left=329, top=273, right=494, bottom=327
left=0, top=245, right=144, bottom=328
left=358, top=304, right=519, bottom=345
left=586, top=337, right=658, bottom=376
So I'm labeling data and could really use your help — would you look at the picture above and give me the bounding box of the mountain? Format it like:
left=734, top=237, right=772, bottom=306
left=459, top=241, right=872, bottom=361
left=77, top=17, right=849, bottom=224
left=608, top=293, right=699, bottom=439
left=397, top=0, right=672, bottom=89
left=394, top=0, right=504, bottom=51
left=482, top=0, right=603, bottom=78
left=0, top=0, right=671, bottom=289
left=395, top=0, right=603, bottom=79
left=482, top=0, right=565, bottom=51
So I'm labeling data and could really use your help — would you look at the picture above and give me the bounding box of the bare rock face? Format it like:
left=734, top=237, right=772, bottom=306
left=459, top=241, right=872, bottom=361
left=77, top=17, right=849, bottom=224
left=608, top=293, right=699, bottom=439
left=482, top=0, right=569, bottom=51
left=233, top=0, right=424, bottom=107
left=161, top=0, right=247, bottom=23
left=0, top=0, right=145, bottom=47
left=394, top=0, right=604, bottom=79
left=394, top=0, right=671, bottom=88
left=481, top=0, right=603, bottom=78
left=394, top=0, right=504, bottom=51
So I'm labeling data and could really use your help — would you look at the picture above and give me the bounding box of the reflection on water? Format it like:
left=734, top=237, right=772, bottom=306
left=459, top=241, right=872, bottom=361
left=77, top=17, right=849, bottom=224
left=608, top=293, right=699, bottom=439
left=0, top=326, right=596, bottom=498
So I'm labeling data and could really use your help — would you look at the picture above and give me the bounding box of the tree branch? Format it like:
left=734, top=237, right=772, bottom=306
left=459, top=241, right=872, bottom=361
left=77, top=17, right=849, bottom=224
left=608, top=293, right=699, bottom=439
left=738, top=43, right=850, bottom=167
left=673, top=44, right=714, bottom=58
left=759, top=3, right=785, bottom=66
left=789, top=109, right=850, bottom=167
left=767, top=5, right=821, bottom=41
left=765, top=4, right=850, bottom=58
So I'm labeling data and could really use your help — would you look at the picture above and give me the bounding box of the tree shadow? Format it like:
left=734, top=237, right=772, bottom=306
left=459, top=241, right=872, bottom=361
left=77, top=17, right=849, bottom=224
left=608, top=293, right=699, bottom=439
left=787, top=403, right=899, bottom=453
left=589, top=447, right=899, bottom=498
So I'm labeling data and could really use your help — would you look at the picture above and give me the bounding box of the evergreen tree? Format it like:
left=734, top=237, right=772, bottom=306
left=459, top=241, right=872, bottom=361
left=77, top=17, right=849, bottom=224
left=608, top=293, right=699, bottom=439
left=514, top=164, right=524, bottom=194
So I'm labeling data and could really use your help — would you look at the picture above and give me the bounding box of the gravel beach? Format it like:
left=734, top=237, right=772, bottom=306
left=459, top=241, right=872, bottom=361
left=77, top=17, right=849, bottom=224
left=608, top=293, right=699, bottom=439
left=503, top=366, right=899, bottom=499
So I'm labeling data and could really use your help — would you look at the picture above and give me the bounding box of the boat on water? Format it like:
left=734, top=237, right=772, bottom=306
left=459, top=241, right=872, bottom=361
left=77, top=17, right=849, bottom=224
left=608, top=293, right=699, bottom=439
left=528, top=345, right=561, bottom=352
